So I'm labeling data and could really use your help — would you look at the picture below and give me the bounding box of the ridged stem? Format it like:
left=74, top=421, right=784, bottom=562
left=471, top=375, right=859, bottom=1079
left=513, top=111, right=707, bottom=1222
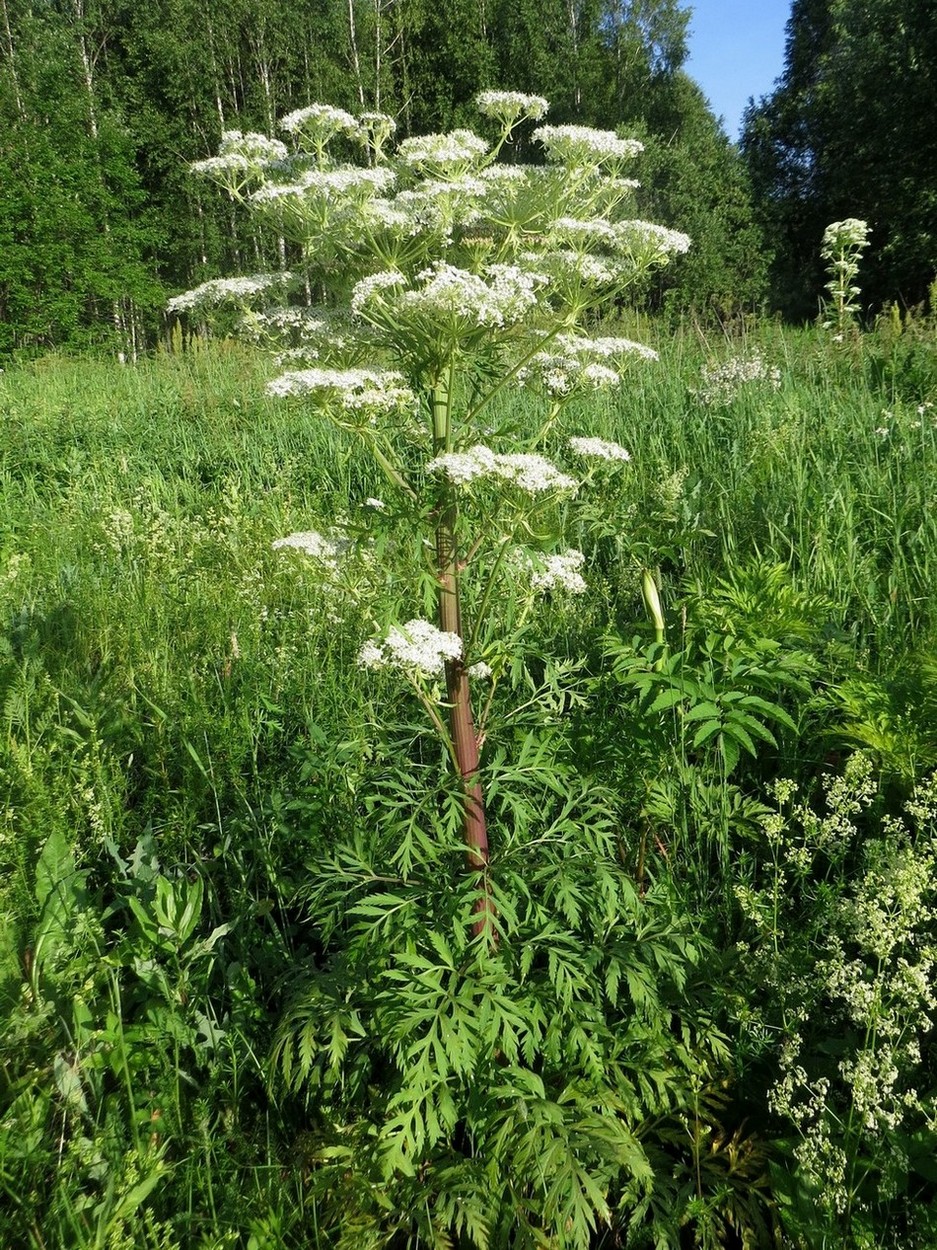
left=430, top=368, right=495, bottom=941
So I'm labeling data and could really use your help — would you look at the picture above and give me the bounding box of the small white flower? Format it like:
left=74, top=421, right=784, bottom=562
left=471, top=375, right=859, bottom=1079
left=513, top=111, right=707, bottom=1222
left=426, top=446, right=576, bottom=493
left=468, top=660, right=493, bottom=679
left=167, top=273, right=293, bottom=314
left=493, top=453, right=577, bottom=493
left=614, top=220, right=691, bottom=256
left=358, top=619, right=462, bottom=678
left=568, top=436, right=631, bottom=461
left=265, top=367, right=416, bottom=416
left=533, top=124, right=644, bottom=166
left=279, top=103, right=360, bottom=138
left=397, top=129, right=489, bottom=170
left=350, top=270, right=408, bottom=314
left=397, top=262, right=547, bottom=328
left=426, top=445, right=499, bottom=485
left=272, top=530, right=350, bottom=569
left=357, top=641, right=386, bottom=669
left=475, top=90, right=549, bottom=122
left=822, top=218, right=870, bottom=255
left=530, top=548, right=587, bottom=594
left=693, top=354, right=781, bottom=406
left=551, top=217, right=618, bottom=247
left=364, top=497, right=386, bottom=510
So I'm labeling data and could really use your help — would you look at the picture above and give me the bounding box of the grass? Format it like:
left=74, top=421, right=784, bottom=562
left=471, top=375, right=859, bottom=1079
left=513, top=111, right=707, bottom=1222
left=1, top=318, right=936, bottom=1247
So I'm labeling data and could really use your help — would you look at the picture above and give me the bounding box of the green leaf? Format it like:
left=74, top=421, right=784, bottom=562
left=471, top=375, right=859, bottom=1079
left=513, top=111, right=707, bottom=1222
left=648, top=688, right=686, bottom=713
left=691, top=720, right=722, bottom=748
left=684, top=701, right=722, bottom=722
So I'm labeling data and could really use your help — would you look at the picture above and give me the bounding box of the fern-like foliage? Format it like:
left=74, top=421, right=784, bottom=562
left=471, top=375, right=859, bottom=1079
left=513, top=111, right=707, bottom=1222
left=272, top=730, right=728, bottom=1248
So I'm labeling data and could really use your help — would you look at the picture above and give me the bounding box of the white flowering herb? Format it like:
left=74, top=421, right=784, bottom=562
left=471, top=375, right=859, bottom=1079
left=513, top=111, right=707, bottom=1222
left=426, top=447, right=576, bottom=493
left=396, top=129, right=489, bottom=173
left=279, top=103, right=361, bottom=149
left=167, top=273, right=295, bottom=315
left=272, top=530, right=351, bottom=570
left=189, top=130, right=289, bottom=195
left=358, top=619, right=462, bottom=678
left=821, top=217, right=870, bottom=336
left=176, top=91, right=688, bottom=932
left=568, top=436, right=631, bottom=462
left=475, top=90, right=549, bottom=126
left=692, top=354, right=782, bottom=407
left=265, top=367, right=416, bottom=419
left=528, top=549, right=587, bottom=594
left=533, top=124, right=644, bottom=168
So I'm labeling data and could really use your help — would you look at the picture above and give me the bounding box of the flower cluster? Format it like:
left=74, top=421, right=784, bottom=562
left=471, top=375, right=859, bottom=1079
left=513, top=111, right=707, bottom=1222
left=167, top=273, right=294, bottom=315
left=568, top=436, right=631, bottom=462
left=523, top=334, right=657, bottom=396
left=397, top=129, right=489, bottom=172
left=252, top=165, right=396, bottom=207
left=426, top=446, right=576, bottom=493
left=693, top=354, right=782, bottom=406
left=475, top=90, right=549, bottom=124
left=528, top=548, right=587, bottom=594
left=821, top=218, right=870, bottom=257
left=190, top=130, right=289, bottom=191
left=615, top=220, right=691, bottom=258
left=265, top=367, right=416, bottom=417
left=272, top=530, right=351, bottom=570
left=533, top=125, right=644, bottom=167
left=358, top=619, right=462, bottom=678
left=400, top=262, right=548, bottom=328
left=280, top=103, right=360, bottom=140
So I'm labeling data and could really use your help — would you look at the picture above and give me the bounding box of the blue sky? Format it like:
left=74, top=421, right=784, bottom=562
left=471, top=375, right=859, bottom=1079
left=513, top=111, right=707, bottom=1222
left=683, top=0, right=791, bottom=141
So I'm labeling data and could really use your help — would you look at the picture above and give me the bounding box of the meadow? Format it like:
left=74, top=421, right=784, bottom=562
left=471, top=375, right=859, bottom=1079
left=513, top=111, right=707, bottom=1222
left=2, top=309, right=937, bottom=1248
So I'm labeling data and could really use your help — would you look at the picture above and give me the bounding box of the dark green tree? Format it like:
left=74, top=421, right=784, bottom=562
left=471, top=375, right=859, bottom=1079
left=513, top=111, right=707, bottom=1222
left=636, top=74, right=769, bottom=318
left=742, top=0, right=937, bottom=317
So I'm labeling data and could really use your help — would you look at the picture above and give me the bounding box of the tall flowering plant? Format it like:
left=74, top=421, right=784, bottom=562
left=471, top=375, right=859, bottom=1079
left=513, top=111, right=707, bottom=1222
left=821, top=217, right=870, bottom=339
left=169, top=98, right=724, bottom=1247
left=174, top=92, right=688, bottom=938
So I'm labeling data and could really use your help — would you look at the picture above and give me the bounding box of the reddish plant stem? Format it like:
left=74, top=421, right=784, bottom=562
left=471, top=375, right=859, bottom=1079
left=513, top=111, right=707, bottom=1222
left=431, top=377, right=495, bottom=941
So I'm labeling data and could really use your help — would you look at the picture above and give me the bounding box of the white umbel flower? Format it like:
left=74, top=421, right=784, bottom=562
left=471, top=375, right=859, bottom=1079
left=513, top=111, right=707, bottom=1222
left=533, top=125, right=644, bottom=166
left=350, top=270, right=408, bottom=314
left=279, top=103, right=360, bottom=138
left=358, top=619, right=462, bottom=678
left=398, top=262, right=547, bottom=328
left=265, top=367, right=416, bottom=415
left=426, top=446, right=576, bottom=493
left=475, top=90, right=549, bottom=123
left=568, top=436, right=631, bottom=461
left=397, top=129, right=489, bottom=170
left=530, top=549, right=587, bottom=594
left=272, top=531, right=350, bottom=569
left=822, top=218, right=870, bottom=254
left=426, top=445, right=499, bottom=485
left=614, top=220, right=691, bottom=256
left=167, top=273, right=293, bottom=314
left=490, top=453, right=577, bottom=493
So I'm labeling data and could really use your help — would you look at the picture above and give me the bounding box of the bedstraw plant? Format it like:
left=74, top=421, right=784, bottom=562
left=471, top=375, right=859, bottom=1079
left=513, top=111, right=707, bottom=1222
left=166, top=94, right=745, bottom=1245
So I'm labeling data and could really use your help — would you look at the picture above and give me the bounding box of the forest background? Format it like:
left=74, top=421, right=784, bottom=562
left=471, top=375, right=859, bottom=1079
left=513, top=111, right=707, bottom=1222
left=1, top=0, right=936, bottom=357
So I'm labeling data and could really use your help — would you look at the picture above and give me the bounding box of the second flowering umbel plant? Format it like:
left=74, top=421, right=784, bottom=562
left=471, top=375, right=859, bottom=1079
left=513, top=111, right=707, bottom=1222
left=177, top=91, right=689, bottom=938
